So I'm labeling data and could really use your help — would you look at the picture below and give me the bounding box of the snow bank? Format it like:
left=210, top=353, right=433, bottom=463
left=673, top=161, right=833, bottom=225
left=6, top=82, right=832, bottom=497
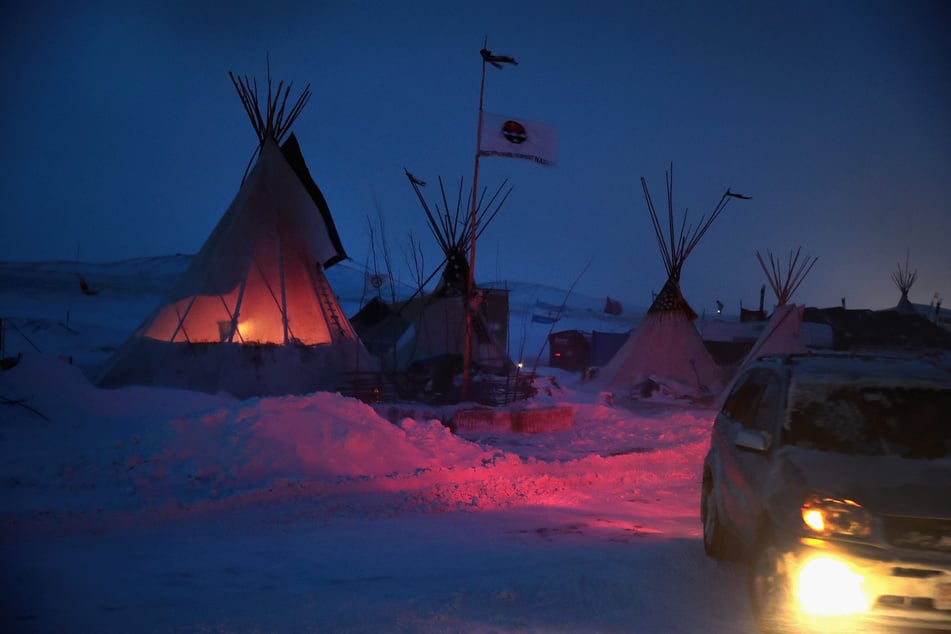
left=1, top=352, right=716, bottom=538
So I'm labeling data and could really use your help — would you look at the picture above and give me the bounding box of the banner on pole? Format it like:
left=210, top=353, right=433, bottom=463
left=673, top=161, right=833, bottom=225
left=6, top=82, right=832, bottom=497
left=478, top=112, right=557, bottom=166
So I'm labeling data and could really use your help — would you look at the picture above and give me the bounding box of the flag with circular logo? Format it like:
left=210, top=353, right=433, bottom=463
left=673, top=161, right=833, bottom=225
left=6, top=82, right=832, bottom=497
left=479, top=111, right=557, bottom=166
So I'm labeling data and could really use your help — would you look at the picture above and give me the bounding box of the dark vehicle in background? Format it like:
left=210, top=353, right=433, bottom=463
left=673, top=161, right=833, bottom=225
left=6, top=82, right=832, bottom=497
left=701, top=353, right=951, bottom=633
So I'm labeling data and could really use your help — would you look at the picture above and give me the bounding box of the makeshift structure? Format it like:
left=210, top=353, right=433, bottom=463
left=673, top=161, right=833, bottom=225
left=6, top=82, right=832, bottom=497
left=592, top=165, right=748, bottom=401
left=590, top=330, right=631, bottom=368
left=97, top=69, right=376, bottom=398
left=547, top=329, right=591, bottom=372
left=804, top=307, right=951, bottom=352
left=352, top=171, right=518, bottom=403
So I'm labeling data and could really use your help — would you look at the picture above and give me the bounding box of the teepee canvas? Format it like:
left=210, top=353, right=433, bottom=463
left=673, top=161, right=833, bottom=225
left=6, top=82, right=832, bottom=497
left=97, top=71, right=376, bottom=398
left=739, top=247, right=817, bottom=365
left=593, top=166, right=749, bottom=401
left=352, top=171, right=515, bottom=398
left=398, top=172, right=514, bottom=375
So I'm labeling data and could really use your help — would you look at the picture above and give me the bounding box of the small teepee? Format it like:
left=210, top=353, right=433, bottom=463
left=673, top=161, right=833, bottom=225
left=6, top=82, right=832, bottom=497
left=97, top=69, right=376, bottom=398
left=352, top=171, right=516, bottom=402
left=398, top=171, right=514, bottom=374
left=593, top=165, right=747, bottom=401
left=890, top=250, right=918, bottom=315
left=741, top=247, right=817, bottom=364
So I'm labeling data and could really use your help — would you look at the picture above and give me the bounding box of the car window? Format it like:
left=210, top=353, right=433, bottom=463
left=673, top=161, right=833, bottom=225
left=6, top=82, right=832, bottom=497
left=722, top=369, right=780, bottom=433
left=722, top=370, right=764, bottom=425
left=748, top=374, right=781, bottom=434
left=784, top=384, right=951, bottom=458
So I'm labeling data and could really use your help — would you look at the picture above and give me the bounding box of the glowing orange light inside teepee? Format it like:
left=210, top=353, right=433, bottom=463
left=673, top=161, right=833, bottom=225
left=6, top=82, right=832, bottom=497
left=235, top=319, right=256, bottom=341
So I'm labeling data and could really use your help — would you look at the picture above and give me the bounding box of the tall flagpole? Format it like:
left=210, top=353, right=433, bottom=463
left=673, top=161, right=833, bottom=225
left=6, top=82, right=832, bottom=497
left=463, top=40, right=489, bottom=402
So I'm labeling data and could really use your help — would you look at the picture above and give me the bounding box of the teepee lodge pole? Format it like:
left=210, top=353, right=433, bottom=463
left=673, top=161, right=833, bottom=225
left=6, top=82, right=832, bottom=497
left=756, top=247, right=817, bottom=307
left=229, top=66, right=311, bottom=146
left=891, top=249, right=917, bottom=300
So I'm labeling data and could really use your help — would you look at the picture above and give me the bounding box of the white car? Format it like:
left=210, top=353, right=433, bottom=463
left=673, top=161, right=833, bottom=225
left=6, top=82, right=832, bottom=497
left=701, top=353, right=951, bottom=633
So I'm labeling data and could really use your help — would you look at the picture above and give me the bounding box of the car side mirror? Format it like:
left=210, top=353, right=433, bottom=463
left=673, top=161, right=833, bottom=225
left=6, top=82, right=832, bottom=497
left=736, top=428, right=771, bottom=453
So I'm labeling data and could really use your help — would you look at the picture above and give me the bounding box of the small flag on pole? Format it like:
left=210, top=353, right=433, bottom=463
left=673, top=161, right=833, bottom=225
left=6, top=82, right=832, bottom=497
left=480, top=48, right=517, bottom=69
left=531, top=300, right=563, bottom=324
left=405, top=170, right=426, bottom=186
left=478, top=112, right=557, bottom=166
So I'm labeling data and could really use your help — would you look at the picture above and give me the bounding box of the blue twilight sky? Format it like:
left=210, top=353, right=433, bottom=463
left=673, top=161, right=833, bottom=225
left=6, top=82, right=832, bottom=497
left=2, top=0, right=949, bottom=313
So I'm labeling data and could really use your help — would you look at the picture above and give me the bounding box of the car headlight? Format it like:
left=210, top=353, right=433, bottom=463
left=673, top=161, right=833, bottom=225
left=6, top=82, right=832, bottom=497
left=796, top=556, right=871, bottom=616
left=801, top=495, right=871, bottom=537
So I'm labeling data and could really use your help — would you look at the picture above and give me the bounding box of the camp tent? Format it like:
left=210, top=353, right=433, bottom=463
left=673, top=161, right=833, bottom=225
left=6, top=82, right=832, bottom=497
left=737, top=247, right=817, bottom=367
left=97, top=71, right=376, bottom=398
left=712, top=246, right=820, bottom=411
left=351, top=171, right=517, bottom=402
left=888, top=250, right=919, bottom=316
left=592, top=166, right=748, bottom=402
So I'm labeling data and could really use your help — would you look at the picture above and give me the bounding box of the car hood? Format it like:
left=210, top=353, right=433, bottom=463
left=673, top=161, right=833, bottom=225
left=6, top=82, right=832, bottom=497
left=771, top=446, right=951, bottom=518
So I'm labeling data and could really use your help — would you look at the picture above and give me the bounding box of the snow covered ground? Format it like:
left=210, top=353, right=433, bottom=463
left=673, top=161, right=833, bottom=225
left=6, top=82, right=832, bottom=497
left=0, top=257, right=760, bottom=633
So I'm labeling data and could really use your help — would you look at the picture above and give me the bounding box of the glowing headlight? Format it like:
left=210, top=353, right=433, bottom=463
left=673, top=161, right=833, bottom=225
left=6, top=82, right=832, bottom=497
left=800, top=495, right=871, bottom=537
left=796, top=556, right=871, bottom=616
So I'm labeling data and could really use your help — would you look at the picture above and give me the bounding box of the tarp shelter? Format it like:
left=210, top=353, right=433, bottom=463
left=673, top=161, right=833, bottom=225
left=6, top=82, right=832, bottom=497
left=590, top=330, right=631, bottom=367
left=547, top=330, right=591, bottom=372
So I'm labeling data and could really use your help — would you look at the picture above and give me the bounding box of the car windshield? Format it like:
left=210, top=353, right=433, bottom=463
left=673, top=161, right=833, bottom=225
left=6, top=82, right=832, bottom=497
left=784, top=384, right=951, bottom=458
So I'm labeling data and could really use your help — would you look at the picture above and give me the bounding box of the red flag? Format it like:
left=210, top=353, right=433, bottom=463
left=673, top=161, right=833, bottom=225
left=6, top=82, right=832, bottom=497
left=604, top=297, right=623, bottom=315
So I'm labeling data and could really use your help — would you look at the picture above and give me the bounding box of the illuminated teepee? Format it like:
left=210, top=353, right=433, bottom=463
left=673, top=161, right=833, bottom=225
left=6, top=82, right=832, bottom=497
left=97, top=69, right=376, bottom=398
left=593, top=165, right=749, bottom=401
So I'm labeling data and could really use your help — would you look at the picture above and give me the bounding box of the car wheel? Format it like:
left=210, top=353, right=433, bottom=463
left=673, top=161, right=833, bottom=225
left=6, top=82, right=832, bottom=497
left=701, top=474, right=734, bottom=559
left=748, top=531, right=796, bottom=634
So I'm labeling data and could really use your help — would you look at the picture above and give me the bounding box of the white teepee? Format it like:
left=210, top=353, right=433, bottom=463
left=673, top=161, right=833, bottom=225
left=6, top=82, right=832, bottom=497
left=97, top=70, right=376, bottom=398
left=740, top=247, right=817, bottom=364
left=593, top=165, right=749, bottom=401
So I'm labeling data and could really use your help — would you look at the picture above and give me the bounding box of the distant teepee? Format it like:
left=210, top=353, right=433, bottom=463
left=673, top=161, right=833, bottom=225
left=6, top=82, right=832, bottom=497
left=890, top=250, right=918, bottom=315
left=593, top=164, right=749, bottom=401
left=97, top=68, right=376, bottom=398
left=741, top=247, right=817, bottom=364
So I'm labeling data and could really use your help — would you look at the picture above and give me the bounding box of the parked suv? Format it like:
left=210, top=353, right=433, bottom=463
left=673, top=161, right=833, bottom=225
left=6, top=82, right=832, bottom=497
left=701, top=353, right=951, bottom=633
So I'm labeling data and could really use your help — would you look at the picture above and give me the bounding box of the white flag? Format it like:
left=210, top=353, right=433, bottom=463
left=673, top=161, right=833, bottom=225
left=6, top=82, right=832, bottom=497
left=478, top=111, right=557, bottom=166
left=531, top=300, right=563, bottom=324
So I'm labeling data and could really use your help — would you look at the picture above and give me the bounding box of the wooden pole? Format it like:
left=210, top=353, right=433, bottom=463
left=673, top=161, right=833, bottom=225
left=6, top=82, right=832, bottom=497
left=463, top=42, right=489, bottom=401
